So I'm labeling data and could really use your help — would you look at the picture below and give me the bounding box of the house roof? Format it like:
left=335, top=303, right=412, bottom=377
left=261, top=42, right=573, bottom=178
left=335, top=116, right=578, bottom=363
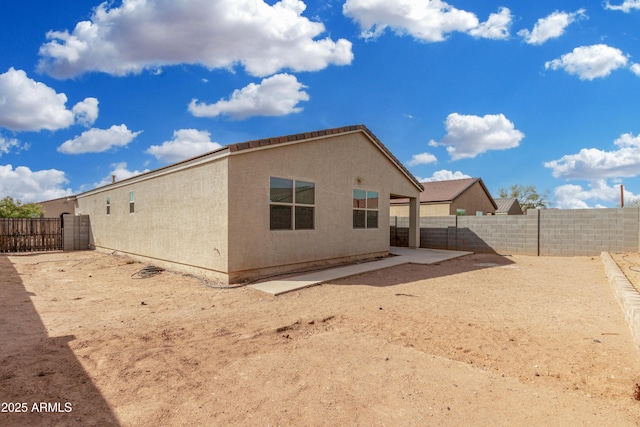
left=495, top=198, right=523, bottom=214
left=227, top=124, right=423, bottom=191
left=390, top=177, right=498, bottom=209
left=418, top=178, right=480, bottom=203
left=36, top=195, right=72, bottom=204
left=76, top=124, right=423, bottom=197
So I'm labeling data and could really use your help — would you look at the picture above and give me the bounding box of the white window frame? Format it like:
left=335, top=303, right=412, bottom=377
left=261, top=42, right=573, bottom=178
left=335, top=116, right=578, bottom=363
left=353, top=189, right=379, bottom=229
left=269, top=177, right=315, bottom=231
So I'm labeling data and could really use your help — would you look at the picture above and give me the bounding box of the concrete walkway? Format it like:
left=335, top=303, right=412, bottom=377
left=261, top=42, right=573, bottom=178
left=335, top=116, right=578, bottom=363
left=249, top=247, right=471, bottom=296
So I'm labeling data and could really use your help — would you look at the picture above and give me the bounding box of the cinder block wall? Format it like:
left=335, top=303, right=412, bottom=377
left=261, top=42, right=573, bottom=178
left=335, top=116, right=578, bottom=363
left=420, top=216, right=456, bottom=250
left=391, top=207, right=640, bottom=256
left=539, top=208, right=639, bottom=255
left=457, top=215, right=538, bottom=255
left=63, top=214, right=91, bottom=251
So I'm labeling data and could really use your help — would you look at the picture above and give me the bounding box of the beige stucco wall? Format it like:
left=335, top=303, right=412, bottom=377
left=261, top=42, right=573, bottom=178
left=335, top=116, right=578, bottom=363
left=226, top=132, right=420, bottom=281
left=389, top=204, right=408, bottom=217
left=39, top=197, right=74, bottom=218
left=391, top=203, right=450, bottom=217
left=421, top=204, right=451, bottom=216
left=449, top=181, right=496, bottom=215
left=76, top=156, right=229, bottom=281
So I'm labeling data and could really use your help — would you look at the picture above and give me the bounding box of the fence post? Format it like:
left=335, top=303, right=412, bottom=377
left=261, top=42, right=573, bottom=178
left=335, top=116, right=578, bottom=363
left=537, top=209, right=541, bottom=257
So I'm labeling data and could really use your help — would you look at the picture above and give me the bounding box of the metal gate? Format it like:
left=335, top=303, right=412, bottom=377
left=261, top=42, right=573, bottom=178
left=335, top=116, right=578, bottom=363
left=0, top=218, right=63, bottom=253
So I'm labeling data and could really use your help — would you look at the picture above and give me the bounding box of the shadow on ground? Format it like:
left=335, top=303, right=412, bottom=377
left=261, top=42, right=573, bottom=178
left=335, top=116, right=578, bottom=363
left=331, top=253, right=515, bottom=287
left=0, top=255, right=120, bottom=426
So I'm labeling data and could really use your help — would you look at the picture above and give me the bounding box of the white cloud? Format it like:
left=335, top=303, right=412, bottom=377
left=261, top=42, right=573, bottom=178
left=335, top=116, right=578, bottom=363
left=343, top=0, right=511, bottom=42
left=57, top=125, right=142, bottom=154
left=189, top=74, right=309, bottom=120
left=428, top=113, right=524, bottom=160
left=0, top=68, right=98, bottom=132
left=146, top=129, right=223, bottom=163
left=605, top=0, right=640, bottom=12
left=407, top=152, right=437, bottom=167
left=416, top=169, right=471, bottom=182
left=553, top=180, right=636, bottom=209
left=545, top=44, right=628, bottom=80
left=518, top=9, right=586, bottom=45
left=468, top=7, right=512, bottom=40
left=545, top=133, right=640, bottom=180
left=72, top=97, right=99, bottom=127
left=0, top=164, right=73, bottom=203
left=37, top=0, right=353, bottom=79
left=631, top=63, right=640, bottom=76
left=0, top=135, right=25, bottom=156
left=93, top=162, right=150, bottom=188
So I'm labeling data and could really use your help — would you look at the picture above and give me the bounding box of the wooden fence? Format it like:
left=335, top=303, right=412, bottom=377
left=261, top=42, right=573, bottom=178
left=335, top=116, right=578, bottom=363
left=0, top=218, right=63, bottom=253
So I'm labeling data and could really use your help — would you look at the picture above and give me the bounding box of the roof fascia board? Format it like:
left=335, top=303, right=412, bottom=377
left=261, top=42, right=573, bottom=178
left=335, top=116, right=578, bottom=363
left=226, top=131, right=345, bottom=156
left=476, top=178, right=498, bottom=209
left=359, top=129, right=424, bottom=192
left=77, top=147, right=230, bottom=198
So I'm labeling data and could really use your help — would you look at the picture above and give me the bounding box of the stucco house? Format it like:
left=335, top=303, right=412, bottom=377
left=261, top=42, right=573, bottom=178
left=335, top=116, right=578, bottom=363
left=38, top=196, right=75, bottom=219
left=71, top=125, right=423, bottom=283
left=494, top=198, right=523, bottom=215
left=390, top=177, right=497, bottom=217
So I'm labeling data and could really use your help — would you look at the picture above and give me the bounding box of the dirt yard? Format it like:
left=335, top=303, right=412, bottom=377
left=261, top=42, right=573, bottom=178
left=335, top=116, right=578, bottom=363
left=2, top=250, right=640, bottom=426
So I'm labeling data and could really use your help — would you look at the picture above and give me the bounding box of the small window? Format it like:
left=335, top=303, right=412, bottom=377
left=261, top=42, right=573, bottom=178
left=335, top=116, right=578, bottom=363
left=367, top=210, right=378, bottom=228
left=295, top=181, right=315, bottom=205
left=270, top=205, right=292, bottom=230
left=353, top=210, right=365, bottom=228
left=295, top=206, right=314, bottom=230
left=270, top=177, right=293, bottom=203
left=270, top=178, right=315, bottom=230
left=129, top=191, right=135, bottom=214
left=456, top=208, right=466, bottom=216
left=353, top=190, right=378, bottom=229
left=353, top=189, right=366, bottom=209
left=106, top=197, right=110, bottom=215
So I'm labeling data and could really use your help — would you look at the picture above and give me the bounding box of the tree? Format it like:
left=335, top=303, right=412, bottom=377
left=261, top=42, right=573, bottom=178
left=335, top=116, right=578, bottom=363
left=498, top=184, right=551, bottom=213
left=0, top=196, right=44, bottom=218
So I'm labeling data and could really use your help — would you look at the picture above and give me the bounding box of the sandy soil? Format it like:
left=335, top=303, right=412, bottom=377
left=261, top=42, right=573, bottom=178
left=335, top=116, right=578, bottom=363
left=2, top=250, right=640, bottom=426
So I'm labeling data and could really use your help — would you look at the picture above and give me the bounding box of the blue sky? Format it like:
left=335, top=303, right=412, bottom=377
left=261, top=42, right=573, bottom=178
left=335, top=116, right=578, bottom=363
left=1, top=0, right=640, bottom=208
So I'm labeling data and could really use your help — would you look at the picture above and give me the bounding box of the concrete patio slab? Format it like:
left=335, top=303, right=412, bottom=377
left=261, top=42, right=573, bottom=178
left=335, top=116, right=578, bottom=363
left=249, top=247, right=471, bottom=296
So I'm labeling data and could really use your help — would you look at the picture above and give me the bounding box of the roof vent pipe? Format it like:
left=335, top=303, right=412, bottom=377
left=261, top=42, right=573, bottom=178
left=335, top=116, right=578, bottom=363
left=112, top=175, right=116, bottom=184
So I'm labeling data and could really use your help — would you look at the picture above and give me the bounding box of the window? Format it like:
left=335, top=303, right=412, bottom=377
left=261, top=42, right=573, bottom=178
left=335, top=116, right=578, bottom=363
left=270, top=177, right=315, bottom=230
left=456, top=208, right=466, bottom=216
left=353, top=190, right=378, bottom=229
left=129, top=191, right=135, bottom=214
left=106, top=197, right=110, bottom=215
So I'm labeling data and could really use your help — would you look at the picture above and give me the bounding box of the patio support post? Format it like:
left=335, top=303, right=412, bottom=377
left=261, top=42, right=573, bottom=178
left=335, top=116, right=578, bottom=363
left=408, top=197, right=420, bottom=248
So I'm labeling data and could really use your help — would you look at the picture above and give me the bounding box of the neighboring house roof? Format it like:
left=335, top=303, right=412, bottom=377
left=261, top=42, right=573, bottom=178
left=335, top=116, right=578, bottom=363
left=76, top=124, right=424, bottom=197
left=390, top=177, right=498, bottom=209
left=417, top=178, right=480, bottom=203
left=495, top=198, right=523, bottom=214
